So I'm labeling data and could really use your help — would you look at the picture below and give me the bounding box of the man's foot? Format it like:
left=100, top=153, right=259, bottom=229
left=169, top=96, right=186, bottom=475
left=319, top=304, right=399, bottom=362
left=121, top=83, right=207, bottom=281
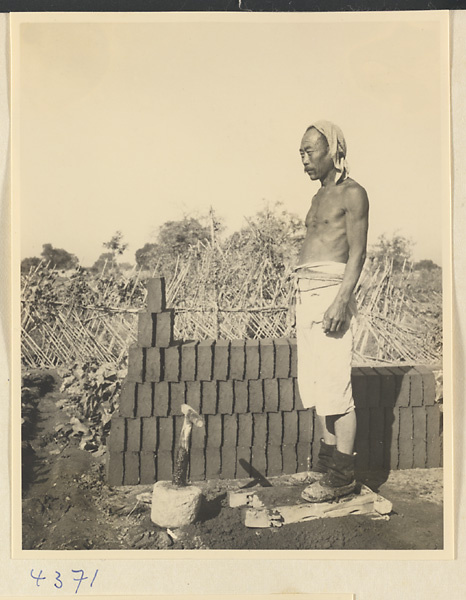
left=303, top=439, right=335, bottom=484
left=301, top=448, right=357, bottom=503
left=301, top=478, right=357, bottom=503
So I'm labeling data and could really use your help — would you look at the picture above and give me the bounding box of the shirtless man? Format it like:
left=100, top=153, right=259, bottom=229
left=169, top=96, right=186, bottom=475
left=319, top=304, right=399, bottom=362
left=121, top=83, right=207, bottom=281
left=294, top=121, right=369, bottom=503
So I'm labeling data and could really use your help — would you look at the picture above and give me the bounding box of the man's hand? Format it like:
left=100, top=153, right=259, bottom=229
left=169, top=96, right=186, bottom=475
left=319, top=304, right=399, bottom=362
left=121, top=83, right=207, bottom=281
left=322, top=299, right=349, bottom=333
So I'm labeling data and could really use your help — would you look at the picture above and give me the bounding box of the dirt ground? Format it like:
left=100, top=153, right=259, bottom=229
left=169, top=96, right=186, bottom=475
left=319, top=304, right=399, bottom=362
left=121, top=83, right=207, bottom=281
left=22, top=377, right=443, bottom=551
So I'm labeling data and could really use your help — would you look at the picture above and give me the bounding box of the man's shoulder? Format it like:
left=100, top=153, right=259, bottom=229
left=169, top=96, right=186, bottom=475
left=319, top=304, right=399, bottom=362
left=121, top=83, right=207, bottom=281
left=340, top=178, right=369, bottom=214
left=342, top=177, right=366, bottom=195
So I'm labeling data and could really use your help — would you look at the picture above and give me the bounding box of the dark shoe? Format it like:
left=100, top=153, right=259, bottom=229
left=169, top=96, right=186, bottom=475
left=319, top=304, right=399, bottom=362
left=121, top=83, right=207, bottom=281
left=301, top=449, right=357, bottom=503
left=303, top=439, right=336, bottom=484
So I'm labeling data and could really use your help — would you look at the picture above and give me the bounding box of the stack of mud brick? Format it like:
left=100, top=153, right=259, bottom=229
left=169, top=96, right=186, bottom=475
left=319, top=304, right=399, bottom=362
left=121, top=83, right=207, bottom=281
left=107, top=277, right=442, bottom=486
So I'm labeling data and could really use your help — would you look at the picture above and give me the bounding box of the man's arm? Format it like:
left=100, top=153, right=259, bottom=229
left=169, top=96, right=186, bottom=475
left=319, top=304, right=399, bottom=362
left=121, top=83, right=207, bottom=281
left=323, top=186, right=369, bottom=333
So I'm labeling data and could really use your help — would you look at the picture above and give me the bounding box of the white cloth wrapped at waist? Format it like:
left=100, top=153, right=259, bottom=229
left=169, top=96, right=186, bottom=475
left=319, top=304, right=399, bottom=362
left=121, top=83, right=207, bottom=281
left=293, top=261, right=347, bottom=292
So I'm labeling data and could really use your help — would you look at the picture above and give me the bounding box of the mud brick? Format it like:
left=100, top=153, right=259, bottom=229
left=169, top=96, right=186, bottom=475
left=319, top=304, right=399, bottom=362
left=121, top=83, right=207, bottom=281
left=136, top=383, right=153, bottom=417
left=398, top=407, right=414, bottom=469
left=156, top=451, right=173, bottom=481
left=223, top=414, right=238, bottom=447
left=124, top=452, right=140, bottom=485
left=163, top=345, right=180, bottom=382
left=259, top=339, right=275, bottom=379
left=278, top=378, right=294, bottom=411
left=253, top=413, right=267, bottom=447
left=127, top=345, right=144, bottom=383
left=413, top=406, right=427, bottom=468
left=107, top=417, right=126, bottom=452
left=137, top=312, right=155, bottom=347
left=251, top=446, right=267, bottom=474
left=141, top=417, right=158, bottom=451
left=359, top=367, right=380, bottom=408
left=293, top=378, right=305, bottom=410
left=186, top=381, right=201, bottom=413
left=154, top=310, right=174, bottom=347
left=369, top=407, right=385, bottom=470
left=388, top=366, right=411, bottom=407
left=119, top=380, right=137, bottom=417
left=189, top=448, right=206, bottom=481
left=355, top=408, right=370, bottom=471
left=174, top=415, right=184, bottom=446
left=191, top=418, right=206, bottom=448
left=298, top=409, right=313, bottom=443
left=158, top=416, right=174, bottom=451
left=297, top=442, right=311, bottom=472
left=264, top=378, right=279, bottom=412
left=233, top=380, right=249, bottom=413
left=289, top=338, right=298, bottom=378
left=426, top=405, right=442, bottom=467
left=236, top=446, right=252, bottom=478
left=409, top=368, right=424, bottom=407
left=386, top=406, right=400, bottom=470
left=245, top=339, right=260, bottom=380
left=153, top=381, right=169, bottom=416
left=248, top=379, right=264, bottom=413
left=267, top=412, right=283, bottom=445
left=266, top=445, right=283, bottom=476
left=218, top=381, right=234, bottom=414
left=146, top=277, right=166, bottom=313
left=230, top=340, right=245, bottom=379
left=169, top=382, right=186, bottom=415
left=311, top=411, right=323, bottom=468
left=201, top=381, right=218, bottom=414
left=351, top=368, right=367, bottom=409
left=107, top=452, right=124, bottom=486
left=126, top=418, right=142, bottom=452
left=205, top=448, right=221, bottom=479
left=415, top=365, right=436, bottom=406
left=206, top=414, right=223, bottom=447
left=282, top=444, right=297, bottom=474
left=283, top=411, right=298, bottom=444
left=213, top=339, right=230, bottom=380
left=220, top=446, right=237, bottom=479
left=145, top=347, right=162, bottom=382
left=197, top=339, right=214, bottom=380
left=238, top=413, right=253, bottom=447
left=140, top=452, right=156, bottom=484
left=275, top=338, right=290, bottom=378
left=376, top=367, right=396, bottom=408
left=181, top=341, right=197, bottom=381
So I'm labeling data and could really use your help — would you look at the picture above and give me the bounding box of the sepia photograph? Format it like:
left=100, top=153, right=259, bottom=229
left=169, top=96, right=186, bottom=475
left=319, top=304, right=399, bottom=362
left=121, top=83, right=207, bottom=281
left=11, top=11, right=451, bottom=557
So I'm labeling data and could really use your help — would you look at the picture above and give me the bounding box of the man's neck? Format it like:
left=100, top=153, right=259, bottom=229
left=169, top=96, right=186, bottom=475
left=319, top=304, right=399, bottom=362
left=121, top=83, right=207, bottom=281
left=320, top=167, right=338, bottom=188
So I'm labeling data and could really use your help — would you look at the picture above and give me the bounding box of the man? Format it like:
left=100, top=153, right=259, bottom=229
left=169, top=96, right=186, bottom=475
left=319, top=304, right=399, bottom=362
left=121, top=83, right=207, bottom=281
left=294, top=120, right=369, bottom=503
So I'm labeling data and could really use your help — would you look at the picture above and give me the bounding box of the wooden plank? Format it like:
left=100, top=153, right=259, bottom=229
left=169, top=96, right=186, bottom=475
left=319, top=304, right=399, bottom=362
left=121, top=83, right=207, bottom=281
left=244, top=485, right=380, bottom=528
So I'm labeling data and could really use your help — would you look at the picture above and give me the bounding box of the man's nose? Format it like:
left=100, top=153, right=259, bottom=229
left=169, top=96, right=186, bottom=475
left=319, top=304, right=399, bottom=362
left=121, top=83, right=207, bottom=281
left=301, top=154, right=309, bottom=165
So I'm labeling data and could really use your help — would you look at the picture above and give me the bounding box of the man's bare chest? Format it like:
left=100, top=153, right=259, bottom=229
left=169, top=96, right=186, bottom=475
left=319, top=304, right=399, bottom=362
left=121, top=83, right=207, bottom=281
left=305, top=195, right=346, bottom=229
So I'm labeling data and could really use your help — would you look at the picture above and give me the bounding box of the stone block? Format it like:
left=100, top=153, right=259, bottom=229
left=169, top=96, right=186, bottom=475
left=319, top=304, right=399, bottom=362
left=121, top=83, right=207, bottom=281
left=107, top=416, right=126, bottom=452
left=233, top=380, right=249, bottom=413
left=136, top=382, right=153, bottom=417
left=197, top=339, right=214, bottom=380
left=275, top=338, right=290, bottom=378
left=245, top=339, right=260, bottom=380
left=107, top=452, right=124, bottom=486
left=126, top=418, right=142, bottom=452
left=264, top=378, right=279, bottom=412
left=163, top=345, right=180, bottom=382
left=145, top=347, right=162, bottom=382
left=124, top=452, right=140, bottom=485
left=127, top=345, right=144, bottom=383
left=218, top=380, right=234, bottom=414
left=155, top=310, right=174, bottom=347
left=278, top=378, right=294, bottom=411
left=169, top=382, right=186, bottom=415
left=186, top=381, right=201, bottom=413
left=141, top=417, right=158, bottom=451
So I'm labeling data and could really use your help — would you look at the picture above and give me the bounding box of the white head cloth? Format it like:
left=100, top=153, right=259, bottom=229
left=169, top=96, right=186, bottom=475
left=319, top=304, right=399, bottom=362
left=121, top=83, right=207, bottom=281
left=308, top=120, right=349, bottom=184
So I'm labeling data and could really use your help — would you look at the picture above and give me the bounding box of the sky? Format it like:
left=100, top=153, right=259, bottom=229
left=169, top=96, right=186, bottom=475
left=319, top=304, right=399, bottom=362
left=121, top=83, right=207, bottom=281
left=16, top=14, right=449, bottom=267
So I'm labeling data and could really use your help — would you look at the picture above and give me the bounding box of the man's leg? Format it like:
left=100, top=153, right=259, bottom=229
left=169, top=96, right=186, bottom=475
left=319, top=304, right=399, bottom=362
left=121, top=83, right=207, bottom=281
left=320, top=410, right=356, bottom=455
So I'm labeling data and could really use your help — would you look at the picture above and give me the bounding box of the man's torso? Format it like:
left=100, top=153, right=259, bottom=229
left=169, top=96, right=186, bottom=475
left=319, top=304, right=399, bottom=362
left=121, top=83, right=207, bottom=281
left=297, top=177, right=360, bottom=266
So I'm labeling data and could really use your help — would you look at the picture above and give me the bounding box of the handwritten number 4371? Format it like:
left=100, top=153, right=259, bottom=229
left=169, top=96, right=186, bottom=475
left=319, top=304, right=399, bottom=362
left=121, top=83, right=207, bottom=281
left=30, top=569, right=98, bottom=594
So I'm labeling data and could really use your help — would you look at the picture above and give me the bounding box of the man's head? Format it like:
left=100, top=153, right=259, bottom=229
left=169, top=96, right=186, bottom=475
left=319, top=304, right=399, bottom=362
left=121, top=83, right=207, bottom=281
left=299, top=127, right=334, bottom=182
left=300, top=121, right=349, bottom=184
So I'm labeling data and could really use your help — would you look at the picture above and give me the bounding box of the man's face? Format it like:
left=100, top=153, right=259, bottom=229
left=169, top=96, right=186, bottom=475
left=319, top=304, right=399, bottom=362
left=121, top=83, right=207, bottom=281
left=299, top=128, right=334, bottom=181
